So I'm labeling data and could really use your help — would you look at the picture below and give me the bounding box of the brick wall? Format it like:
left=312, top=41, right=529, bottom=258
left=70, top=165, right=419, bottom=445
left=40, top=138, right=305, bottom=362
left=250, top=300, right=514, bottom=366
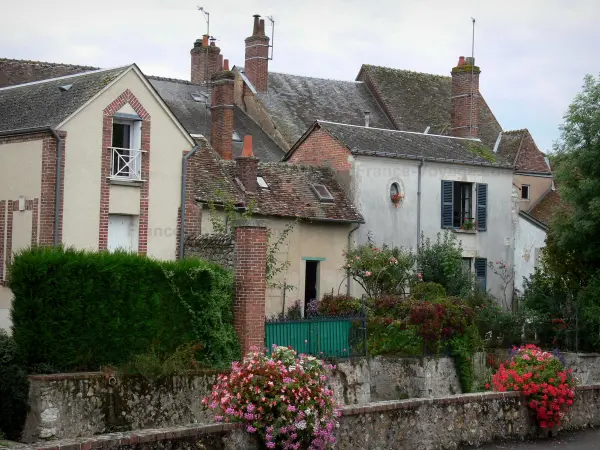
left=210, top=72, right=235, bottom=161
left=100, top=90, right=151, bottom=254
left=451, top=58, right=480, bottom=138
left=233, top=219, right=267, bottom=354
left=176, top=150, right=202, bottom=258
left=288, top=127, right=353, bottom=173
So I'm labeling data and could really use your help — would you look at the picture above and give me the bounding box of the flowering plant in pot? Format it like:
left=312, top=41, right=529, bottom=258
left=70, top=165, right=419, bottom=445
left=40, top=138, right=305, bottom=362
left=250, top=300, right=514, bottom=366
left=460, top=218, right=476, bottom=231
left=391, top=192, right=404, bottom=208
left=488, top=344, right=576, bottom=431
left=204, top=346, right=340, bottom=449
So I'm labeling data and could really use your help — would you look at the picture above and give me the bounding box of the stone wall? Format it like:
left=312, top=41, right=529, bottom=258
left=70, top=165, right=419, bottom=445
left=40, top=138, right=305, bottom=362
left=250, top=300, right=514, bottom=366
left=184, top=234, right=234, bottom=270
left=329, top=356, right=461, bottom=405
left=22, top=371, right=220, bottom=443
left=14, top=385, right=600, bottom=450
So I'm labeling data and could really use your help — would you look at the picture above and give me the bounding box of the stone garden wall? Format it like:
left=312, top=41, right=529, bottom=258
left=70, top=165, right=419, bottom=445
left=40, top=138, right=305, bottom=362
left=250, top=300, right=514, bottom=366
left=14, top=385, right=600, bottom=450
left=184, top=234, right=234, bottom=270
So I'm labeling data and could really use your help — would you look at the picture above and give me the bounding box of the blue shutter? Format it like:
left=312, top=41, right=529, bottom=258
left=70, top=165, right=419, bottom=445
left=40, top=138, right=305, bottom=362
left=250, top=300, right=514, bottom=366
left=441, top=180, right=454, bottom=228
left=475, top=258, right=487, bottom=291
left=476, top=183, right=488, bottom=231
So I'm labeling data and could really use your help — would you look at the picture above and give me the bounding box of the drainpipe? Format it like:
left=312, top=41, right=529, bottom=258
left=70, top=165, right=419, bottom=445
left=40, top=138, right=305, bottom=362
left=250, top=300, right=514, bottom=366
left=346, top=223, right=361, bottom=295
left=179, top=144, right=201, bottom=259
left=416, top=158, right=425, bottom=254
left=48, top=129, right=63, bottom=248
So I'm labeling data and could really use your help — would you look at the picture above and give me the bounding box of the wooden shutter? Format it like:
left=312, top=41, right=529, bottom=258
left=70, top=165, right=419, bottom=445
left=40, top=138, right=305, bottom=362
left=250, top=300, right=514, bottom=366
left=475, top=257, right=487, bottom=291
left=476, top=183, right=488, bottom=231
left=441, top=180, right=454, bottom=228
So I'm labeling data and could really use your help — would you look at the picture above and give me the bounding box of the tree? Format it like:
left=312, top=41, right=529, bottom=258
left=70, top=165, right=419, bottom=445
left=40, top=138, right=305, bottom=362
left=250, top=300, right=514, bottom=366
left=549, top=74, right=600, bottom=282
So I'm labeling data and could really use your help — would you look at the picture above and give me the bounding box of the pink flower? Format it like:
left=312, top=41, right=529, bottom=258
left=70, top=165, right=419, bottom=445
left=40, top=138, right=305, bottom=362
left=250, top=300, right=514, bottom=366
left=365, top=271, right=372, bottom=277
left=417, top=273, right=423, bottom=279
left=522, top=354, right=531, bottom=360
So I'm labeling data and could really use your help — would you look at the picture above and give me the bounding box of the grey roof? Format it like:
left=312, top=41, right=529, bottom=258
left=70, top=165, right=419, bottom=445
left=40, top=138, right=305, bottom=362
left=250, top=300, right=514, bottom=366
left=310, top=121, right=513, bottom=168
left=0, top=67, right=128, bottom=132
left=149, top=76, right=284, bottom=162
left=356, top=65, right=503, bottom=149
left=0, top=58, right=99, bottom=88
left=257, top=71, right=394, bottom=149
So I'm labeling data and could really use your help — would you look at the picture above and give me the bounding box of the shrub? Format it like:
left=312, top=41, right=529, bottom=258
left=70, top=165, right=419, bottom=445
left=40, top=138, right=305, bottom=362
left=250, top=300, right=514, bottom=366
left=10, top=247, right=239, bottom=372
left=204, top=346, right=340, bottom=449
left=367, top=318, right=421, bottom=356
left=417, top=232, right=473, bottom=297
left=0, top=330, right=28, bottom=440
left=409, top=282, right=446, bottom=302
left=489, top=345, right=576, bottom=429
left=317, top=294, right=362, bottom=316
left=367, top=294, right=406, bottom=319
left=344, top=243, right=415, bottom=297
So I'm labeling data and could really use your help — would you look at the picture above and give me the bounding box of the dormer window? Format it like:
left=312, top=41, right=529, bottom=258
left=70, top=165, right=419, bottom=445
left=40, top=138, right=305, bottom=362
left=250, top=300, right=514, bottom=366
left=311, top=184, right=334, bottom=203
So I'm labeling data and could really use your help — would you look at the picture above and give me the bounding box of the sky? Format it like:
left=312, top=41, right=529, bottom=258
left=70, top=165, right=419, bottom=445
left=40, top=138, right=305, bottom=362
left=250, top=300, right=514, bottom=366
left=1, top=0, right=599, bottom=152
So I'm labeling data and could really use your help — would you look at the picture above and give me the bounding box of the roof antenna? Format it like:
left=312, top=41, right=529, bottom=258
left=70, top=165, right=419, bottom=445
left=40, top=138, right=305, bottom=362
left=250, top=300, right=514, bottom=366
left=198, top=6, right=210, bottom=35
left=469, top=17, right=476, bottom=137
left=266, top=16, right=275, bottom=60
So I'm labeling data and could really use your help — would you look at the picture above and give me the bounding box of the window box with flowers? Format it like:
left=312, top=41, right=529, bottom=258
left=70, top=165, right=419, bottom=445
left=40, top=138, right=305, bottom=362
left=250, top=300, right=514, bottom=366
left=390, top=182, right=404, bottom=208
left=452, top=217, right=477, bottom=234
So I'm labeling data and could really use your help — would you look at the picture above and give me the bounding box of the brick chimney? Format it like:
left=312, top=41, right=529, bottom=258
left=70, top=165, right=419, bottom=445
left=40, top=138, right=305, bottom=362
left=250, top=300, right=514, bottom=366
left=191, top=34, right=221, bottom=84
left=236, top=136, right=259, bottom=193
left=245, top=14, right=270, bottom=92
left=211, top=59, right=234, bottom=160
left=451, top=56, right=480, bottom=138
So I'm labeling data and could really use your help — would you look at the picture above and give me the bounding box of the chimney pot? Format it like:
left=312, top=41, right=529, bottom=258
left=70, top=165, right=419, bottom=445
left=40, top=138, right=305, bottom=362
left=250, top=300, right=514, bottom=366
left=465, top=56, right=475, bottom=66
left=218, top=54, right=223, bottom=71
left=457, top=56, right=466, bottom=66
left=223, top=59, right=230, bottom=71
left=253, top=14, right=261, bottom=35
left=259, top=19, right=265, bottom=35
left=202, top=34, right=209, bottom=46
left=242, top=135, right=254, bottom=157
left=209, top=36, right=216, bottom=47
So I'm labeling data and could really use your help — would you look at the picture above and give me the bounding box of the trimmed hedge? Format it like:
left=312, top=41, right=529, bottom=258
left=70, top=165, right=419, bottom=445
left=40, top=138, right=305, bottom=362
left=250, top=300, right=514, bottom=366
left=10, top=247, right=239, bottom=372
left=0, top=330, right=28, bottom=440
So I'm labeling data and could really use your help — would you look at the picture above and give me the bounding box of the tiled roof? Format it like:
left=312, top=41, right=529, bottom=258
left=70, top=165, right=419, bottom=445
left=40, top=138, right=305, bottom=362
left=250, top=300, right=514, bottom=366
left=256, top=71, right=394, bottom=149
left=528, top=189, right=560, bottom=227
left=497, top=129, right=551, bottom=174
left=356, top=64, right=503, bottom=149
left=194, top=147, right=363, bottom=223
left=149, top=76, right=284, bottom=162
left=0, top=58, right=99, bottom=88
left=305, top=121, right=513, bottom=168
left=0, top=66, right=129, bottom=132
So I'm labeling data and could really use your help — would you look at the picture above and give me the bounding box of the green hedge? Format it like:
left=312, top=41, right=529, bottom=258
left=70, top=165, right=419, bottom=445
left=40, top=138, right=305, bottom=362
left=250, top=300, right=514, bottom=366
left=10, top=247, right=239, bottom=372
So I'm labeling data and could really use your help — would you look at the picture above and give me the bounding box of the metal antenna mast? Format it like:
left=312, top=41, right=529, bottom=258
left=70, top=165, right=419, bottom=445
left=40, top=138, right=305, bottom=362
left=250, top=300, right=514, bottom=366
left=266, top=16, right=275, bottom=60
left=469, top=17, right=476, bottom=136
left=198, top=6, right=210, bottom=36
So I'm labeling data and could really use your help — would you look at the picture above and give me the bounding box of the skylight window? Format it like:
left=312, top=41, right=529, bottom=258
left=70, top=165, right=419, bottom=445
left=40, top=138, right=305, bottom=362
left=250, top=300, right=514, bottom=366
left=311, top=184, right=334, bottom=203
left=59, top=84, right=73, bottom=92
left=190, top=92, right=207, bottom=102
left=233, top=131, right=243, bottom=142
left=257, top=177, right=268, bottom=188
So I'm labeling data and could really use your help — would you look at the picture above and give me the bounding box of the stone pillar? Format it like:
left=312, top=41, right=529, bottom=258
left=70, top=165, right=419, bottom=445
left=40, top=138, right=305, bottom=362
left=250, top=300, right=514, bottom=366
left=233, top=218, right=267, bottom=354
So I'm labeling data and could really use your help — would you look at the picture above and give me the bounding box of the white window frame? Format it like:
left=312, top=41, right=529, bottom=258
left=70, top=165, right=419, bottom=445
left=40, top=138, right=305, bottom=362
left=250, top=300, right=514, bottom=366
left=110, top=120, right=144, bottom=181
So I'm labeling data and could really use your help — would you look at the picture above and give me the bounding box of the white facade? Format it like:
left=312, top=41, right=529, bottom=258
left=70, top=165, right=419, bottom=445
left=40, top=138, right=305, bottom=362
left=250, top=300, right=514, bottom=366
left=350, top=156, right=515, bottom=303
left=514, top=214, right=546, bottom=295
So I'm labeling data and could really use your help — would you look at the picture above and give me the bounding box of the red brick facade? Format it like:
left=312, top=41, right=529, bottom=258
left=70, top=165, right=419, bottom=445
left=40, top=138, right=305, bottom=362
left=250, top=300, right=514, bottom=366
left=100, top=90, right=151, bottom=254
left=234, top=220, right=267, bottom=354
left=40, top=133, right=65, bottom=246
left=31, top=198, right=39, bottom=246
left=451, top=57, right=480, bottom=138
left=289, top=127, right=353, bottom=173
left=244, top=16, right=270, bottom=93
left=190, top=36, right=222, bottom=85
left=175, top=150, right=202, bottom=259
left=211, top=73, right=235, bottom=161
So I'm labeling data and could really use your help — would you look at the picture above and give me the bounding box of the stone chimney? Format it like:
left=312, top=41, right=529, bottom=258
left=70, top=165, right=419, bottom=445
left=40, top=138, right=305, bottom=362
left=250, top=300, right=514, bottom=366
left=211, top=59, right=234, bottom=160
left=191, top=34, right=221, bottom=85
left=236, top=136, right=259, bottom=193
left=244, top=14, right=270, bottom=92
left=451, top=56, right=480, bottom=138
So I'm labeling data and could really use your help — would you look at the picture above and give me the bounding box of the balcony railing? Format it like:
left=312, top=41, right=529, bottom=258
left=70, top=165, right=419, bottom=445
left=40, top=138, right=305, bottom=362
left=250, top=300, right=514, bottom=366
left=109, top=147, right=145, bottom=181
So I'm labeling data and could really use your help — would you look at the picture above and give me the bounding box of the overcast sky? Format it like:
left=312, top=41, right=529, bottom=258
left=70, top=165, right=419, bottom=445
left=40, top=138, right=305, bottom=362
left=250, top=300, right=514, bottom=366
left=1, top=0, right=599, bottom=152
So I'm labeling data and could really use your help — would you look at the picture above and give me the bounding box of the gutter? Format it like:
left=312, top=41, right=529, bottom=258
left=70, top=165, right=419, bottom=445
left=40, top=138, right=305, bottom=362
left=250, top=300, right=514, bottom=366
left=416, top=158, right=425, bottom=254
left=179, top=144, right=201, bottom=259
left=0, top=127, right=63, bottom=247
left=346, top=223, right=361, bottom=295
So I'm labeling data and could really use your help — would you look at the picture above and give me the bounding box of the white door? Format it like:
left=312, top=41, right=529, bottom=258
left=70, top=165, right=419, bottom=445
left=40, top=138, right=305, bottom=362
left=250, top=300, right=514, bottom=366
left=108, top=215, right=137, bottom=252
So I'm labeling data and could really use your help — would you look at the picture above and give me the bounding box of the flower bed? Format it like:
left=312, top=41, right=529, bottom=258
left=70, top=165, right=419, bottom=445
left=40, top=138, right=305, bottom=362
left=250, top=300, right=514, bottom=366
left=204, top=346, right=340, bottom=449
left=489, top=344, right=576, bottom=429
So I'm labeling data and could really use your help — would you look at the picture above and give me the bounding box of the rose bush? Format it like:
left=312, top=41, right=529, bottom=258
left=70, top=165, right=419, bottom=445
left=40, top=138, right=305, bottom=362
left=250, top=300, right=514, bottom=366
left=489, top=344, right=576, bottom=429
left=204, top=346, right=340, bottom=449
